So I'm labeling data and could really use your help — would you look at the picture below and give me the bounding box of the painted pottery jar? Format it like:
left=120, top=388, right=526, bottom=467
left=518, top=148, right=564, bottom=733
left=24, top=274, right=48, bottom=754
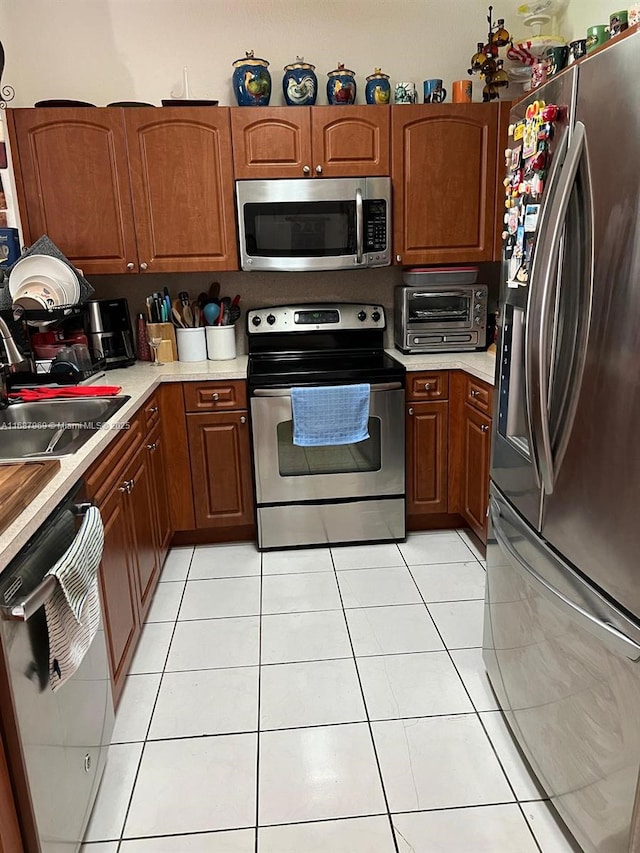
left=232, top=50, right=271, bottom=106
left=283, top=56, right=317, bottom=106
left=326, top=63, right=356, bottom=105
left=365, top=68, right=390, bottom=105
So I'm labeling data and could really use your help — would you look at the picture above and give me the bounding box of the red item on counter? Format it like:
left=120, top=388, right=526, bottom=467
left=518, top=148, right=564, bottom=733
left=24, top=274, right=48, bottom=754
left=9, top=386, right=122, bottom=402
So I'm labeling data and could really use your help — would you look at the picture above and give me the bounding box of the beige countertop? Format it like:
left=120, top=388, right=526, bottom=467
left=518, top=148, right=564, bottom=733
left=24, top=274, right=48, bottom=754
left=0, top=349, right=494, bottom=573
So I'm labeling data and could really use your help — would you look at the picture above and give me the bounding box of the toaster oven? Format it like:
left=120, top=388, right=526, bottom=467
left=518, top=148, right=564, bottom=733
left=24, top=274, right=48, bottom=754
left=394, top=284, right=488, bottom=353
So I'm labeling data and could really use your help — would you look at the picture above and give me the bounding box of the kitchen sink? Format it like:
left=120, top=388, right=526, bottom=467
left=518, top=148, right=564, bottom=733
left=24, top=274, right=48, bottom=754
left=0, top=396, right=131, bottom=461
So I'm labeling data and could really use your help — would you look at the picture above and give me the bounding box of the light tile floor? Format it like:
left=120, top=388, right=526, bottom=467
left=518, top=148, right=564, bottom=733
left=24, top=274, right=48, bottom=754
left=82, top=531, right=582, bottom=852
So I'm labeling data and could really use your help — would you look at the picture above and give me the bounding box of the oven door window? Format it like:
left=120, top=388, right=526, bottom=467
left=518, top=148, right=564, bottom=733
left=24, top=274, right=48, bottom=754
left=243, top=201, right=356, bottom=257
left=276, top=418, right=382, bottom=476
left=408, top=293, right=472, bottom=325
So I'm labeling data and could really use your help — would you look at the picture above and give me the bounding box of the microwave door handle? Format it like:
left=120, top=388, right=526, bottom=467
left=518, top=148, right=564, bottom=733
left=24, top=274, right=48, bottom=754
left=355, top=188, right=364, bottom=265
left=524, top=123, right=574, bottom=494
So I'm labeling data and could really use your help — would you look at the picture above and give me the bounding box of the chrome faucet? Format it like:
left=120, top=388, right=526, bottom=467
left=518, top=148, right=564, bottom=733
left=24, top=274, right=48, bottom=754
left=0, top=316, right=33, bottom=407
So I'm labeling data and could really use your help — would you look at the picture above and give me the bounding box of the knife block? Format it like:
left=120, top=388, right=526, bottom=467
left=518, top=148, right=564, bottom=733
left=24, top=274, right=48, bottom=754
left=147, top=323, right=177, bottom=362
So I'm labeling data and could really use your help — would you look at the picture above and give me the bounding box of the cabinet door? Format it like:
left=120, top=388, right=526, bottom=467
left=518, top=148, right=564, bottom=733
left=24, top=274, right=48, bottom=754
left=187, top=410, right=255, bottom=529
left=96, top=480, right=140, bottom=705
left=311, top=106, right=390, bottom=176
left=147, top=423, right=172, bottom=564
left=461, top=404, right=492, bottom=542
left=125, top=448, right=160, bottom=619
left=9, top=107, right=138, bottom=274
left=124, top=107, right=238, bottom=271
left=392, top=104, right=498, bottom=265
left=231, top=107, right=312, bottom=178
left=0, top=732, right=22, bottom=853
left=406, top=400, right=449, bottom=516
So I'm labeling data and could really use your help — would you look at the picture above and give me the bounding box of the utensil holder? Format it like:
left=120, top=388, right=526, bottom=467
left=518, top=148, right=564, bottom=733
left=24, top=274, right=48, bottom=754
left=206, top=325, right=236, bottom=361
left=176, top=326, right=206, bottom=362
left=147, top=322, right=177, bottom=362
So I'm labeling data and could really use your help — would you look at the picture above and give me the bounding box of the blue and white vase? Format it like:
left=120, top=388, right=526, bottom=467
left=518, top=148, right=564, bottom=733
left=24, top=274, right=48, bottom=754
left=283, top=57, right=317, bottom=106
left=326, top=63, right=356, bottom=105
left=232, top=50, right=271, bottom=106
left=365, top=68, right=390, bottom=105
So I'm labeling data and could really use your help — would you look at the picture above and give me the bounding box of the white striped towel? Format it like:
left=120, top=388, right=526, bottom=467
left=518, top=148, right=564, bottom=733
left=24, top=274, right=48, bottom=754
left=44, top=505, right=104, bottom=692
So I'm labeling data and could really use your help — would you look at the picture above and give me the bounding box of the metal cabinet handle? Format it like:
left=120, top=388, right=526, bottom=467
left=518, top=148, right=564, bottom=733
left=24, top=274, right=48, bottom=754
left=470, top=389, right=480, bottom=397
left=119, top=481, right=129, bottom=494
left=146, top=442, right=157, bottom=451
left=408, top=407, right=414, bottom=415
left=148, top=405, right=158, bottom=414
left=128, top=477, right=135, bottom=493
left=126, top=262, right=135, bottom=270
left=212, top=392, right=219, bottom=401
left=240, top=415, right=246, bottom=424
left=396, top=255, right=402, bottom=263
left=424, top=382, right=431, bottom=390
left=140, top=262, right=148, bottom=270
left=315, top=165, right=323, bottom=175
left=481, top=424, right=489, bottom=433
left=302, top=165, right=310, bottom=175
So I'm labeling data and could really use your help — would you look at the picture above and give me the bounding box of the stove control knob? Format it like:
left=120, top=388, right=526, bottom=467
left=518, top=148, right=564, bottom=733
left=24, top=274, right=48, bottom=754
left=267, top=313, right=276, bottom=326
left=371, top=310, right=381, bottom=322
left=357, top=311, right=367, bottom=322
left=251, top=316, right=262, bottom=327
left=476, top=290, right=485, bottom=298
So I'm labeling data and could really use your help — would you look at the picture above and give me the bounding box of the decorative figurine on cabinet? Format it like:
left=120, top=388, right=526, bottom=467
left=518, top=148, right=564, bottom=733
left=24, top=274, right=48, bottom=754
left=232, top=50, right=272, bottom=106
left=283, top=57, right=317, bottom=106
left=466, top=5, right=511, bottom=101
left=365, top=69, right=391, bottom=104
left=327, top=63, right=357, bottom=104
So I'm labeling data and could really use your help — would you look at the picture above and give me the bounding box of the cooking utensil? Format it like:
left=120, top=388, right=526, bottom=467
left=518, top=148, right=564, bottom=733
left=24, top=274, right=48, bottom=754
left=172, top=298, right=185, bottom=327
left=179, top=291, right=193, bottom=327
left=192, top=303, right=201, bottom=328
left=203, top=302, right=220, bottom=325
left=171, top=307, right=185, bottom=327
left=208, top=281, right=221, bottom=300
left=228, top=294, right=241, bottom=324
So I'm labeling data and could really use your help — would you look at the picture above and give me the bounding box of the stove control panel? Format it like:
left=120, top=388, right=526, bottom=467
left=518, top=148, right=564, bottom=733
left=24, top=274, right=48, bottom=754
left=247, top=304, right=386, bottom=334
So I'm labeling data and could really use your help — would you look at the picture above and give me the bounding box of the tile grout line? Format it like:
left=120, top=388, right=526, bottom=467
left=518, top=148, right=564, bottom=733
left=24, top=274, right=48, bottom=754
left=330, top=547, right=401, bottom=853
left=255, top=549, right=263, bottom=853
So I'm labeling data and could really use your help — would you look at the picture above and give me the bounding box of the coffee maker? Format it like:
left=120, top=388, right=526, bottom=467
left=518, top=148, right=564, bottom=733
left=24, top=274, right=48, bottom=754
left=85, top=298, right=136, bottom=369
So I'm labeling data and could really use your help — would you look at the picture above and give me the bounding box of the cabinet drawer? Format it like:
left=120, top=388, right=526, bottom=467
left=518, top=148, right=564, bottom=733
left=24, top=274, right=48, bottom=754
left=407, top=371, right=449, bottom=401
left=464, top=375, right=493, bottom=414
left=142, top=393, right=160, bottom=432
left=183, top=381, right=247, bottom=412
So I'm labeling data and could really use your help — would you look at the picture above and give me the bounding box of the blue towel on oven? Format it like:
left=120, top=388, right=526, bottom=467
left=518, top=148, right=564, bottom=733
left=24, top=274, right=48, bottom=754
left=291, top=384, right=371, bottom=446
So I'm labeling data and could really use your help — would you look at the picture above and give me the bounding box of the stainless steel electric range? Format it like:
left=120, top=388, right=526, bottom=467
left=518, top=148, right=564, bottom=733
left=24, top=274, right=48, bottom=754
left=247, top=303, right=406, bottom=550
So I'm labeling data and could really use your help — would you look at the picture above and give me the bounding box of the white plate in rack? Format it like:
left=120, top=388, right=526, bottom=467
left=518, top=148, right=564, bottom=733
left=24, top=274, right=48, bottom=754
left=8, top=254, right=80, bottom=304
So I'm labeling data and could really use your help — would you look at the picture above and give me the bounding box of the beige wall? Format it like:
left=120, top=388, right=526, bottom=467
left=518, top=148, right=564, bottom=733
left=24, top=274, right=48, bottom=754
left=562, top=0, right=618, bottom=41
left=3, top=0, right=517, bottom=108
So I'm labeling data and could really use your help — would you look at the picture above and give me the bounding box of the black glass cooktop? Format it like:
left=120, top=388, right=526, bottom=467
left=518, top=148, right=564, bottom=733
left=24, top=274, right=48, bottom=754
left=248, top=350, right=405, bottom=389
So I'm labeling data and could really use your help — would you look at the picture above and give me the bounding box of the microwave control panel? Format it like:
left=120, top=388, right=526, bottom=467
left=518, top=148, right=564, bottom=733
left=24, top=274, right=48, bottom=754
left=364, top=200, right=388, bottom=252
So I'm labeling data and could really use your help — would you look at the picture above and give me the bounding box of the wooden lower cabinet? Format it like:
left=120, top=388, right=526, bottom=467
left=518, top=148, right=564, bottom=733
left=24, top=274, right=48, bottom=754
left=88, top=405, right=169, bottom=705
left=406, top=399, right=449, bottom=520
left=187, top=410, right=254, bottom=530
left=459, top=404, right=492, bottom=541
left=448, top=371, right=494, bottom=544
left=0, top=731, right=22, bottom=853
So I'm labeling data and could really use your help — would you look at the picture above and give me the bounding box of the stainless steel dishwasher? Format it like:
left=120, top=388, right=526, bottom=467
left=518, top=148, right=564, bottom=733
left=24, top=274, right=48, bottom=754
left=0, top=481, right=114, bottom=853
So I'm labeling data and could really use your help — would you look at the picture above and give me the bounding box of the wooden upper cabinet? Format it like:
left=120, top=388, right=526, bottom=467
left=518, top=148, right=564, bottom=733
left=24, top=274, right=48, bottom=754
left=9, top=108, right=138, bottom=274
left=231, top=105, right=390, bottom=178
left=124, top=107, right=238, bottom=271
left=9, top=106, right=238, bottom=274
left=392, top=103, right=499, bottom=265
left=231, top=108, right=312, bottom=178
left=311, top=106, right=390, bottom=176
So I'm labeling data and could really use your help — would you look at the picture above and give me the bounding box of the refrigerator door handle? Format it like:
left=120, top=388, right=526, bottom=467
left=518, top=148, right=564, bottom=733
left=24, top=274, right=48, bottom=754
left=526, top=122, right=587, bottom=495
left=491, top=497, right=640, bottom=662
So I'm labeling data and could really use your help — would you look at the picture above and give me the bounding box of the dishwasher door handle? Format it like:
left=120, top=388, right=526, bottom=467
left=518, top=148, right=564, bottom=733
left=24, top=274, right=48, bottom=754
left=253, top=382, right=403, bottom=397
left=1, top=501, right=95, bottom=622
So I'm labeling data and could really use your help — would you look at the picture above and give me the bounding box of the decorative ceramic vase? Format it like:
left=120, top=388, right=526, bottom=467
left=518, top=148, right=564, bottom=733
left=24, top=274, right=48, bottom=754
left=282, top=57, right=317, bottom=106
left=365, top=68, right=390, bottom=105
left=232, top=50, right=271, bottom=106
left=326, top=63, right=356, bottom=105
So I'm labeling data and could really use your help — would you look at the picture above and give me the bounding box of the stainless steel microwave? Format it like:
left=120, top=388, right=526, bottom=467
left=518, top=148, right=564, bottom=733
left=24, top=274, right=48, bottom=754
left=236, top=177, right=391, bottom=272
left=394, top=283, right=488, bottom=353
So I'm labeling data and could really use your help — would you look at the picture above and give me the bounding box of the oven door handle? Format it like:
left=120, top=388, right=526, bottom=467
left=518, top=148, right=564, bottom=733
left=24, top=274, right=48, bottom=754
left=355, top=187, right=364, bottom=265
left=252, top=381, right=403, bottom=397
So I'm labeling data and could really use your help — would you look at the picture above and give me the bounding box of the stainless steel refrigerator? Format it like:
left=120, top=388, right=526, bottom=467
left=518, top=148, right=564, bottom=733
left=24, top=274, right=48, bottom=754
left=484, top=30, right=640, bottom=853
